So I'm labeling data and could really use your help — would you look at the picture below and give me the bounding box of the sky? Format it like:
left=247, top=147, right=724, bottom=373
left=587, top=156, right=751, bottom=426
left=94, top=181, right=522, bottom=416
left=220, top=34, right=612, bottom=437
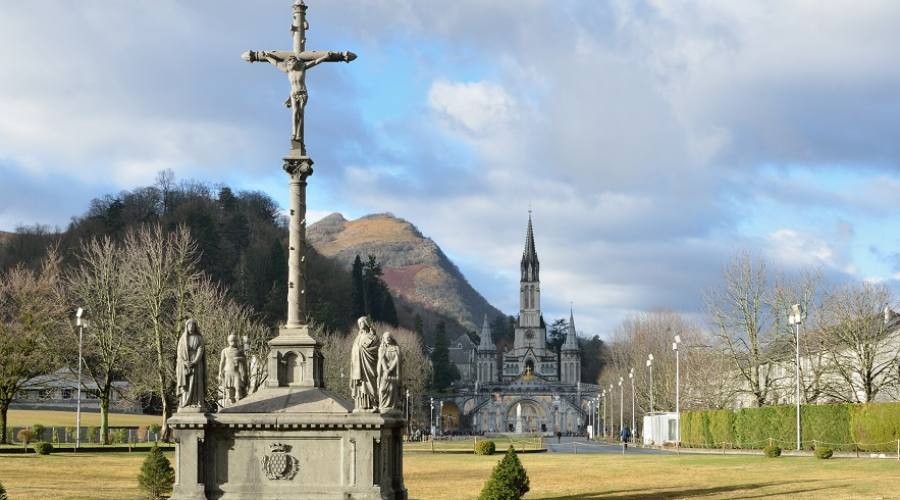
left=3, top=1, right=900, bottom=337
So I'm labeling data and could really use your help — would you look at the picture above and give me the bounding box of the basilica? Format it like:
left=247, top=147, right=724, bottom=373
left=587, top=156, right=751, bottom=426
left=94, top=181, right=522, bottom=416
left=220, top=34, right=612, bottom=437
left=437, top=215, right=596, bottom=435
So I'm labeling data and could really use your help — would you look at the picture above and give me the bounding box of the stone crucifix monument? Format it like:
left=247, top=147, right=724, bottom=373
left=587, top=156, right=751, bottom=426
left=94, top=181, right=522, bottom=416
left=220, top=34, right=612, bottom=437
left=168, top=2, right=406, bottom=499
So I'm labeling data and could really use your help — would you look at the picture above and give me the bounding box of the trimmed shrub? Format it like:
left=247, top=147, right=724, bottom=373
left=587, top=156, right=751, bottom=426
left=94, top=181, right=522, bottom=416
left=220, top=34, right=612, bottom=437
left=479, top=446, right=530, bottom=500
left=110, top=428, right=128, bottom=444
left=802, top=404, right=852, bottom=451
left=138, top=445, right=175, bottom=499
left=148, top=423, right=162, bottom=443
left=814, top=446, right=833, bottom=459
left=0, top=479, right=7, bottom=500
left=475, top=440, right=496, bottom=455
left=850, top=402, right=900, bottom=452
left=33, top=441, right=53, bottom=455
left=17, top=428, right=35, bottom=447
left=31, top=424, right=46, bottom=441
left=763, top=445, right=782, bottom=458
left=735, top=405, right=794, bottom=448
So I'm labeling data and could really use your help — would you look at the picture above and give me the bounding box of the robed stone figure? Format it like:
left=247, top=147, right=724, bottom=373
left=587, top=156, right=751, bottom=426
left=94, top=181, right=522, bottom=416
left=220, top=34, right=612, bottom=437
left=176, top=319, right=207, bottom=409
left=350, top=316, right=378, bottom=412
left=218, top=334, right=247, bottom=408
left=377, top=331, right=401, bottom=412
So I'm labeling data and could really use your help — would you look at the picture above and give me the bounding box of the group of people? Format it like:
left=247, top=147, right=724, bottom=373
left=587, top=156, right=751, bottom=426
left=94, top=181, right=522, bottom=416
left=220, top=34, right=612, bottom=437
left=350, top=316, right=402, bottom=413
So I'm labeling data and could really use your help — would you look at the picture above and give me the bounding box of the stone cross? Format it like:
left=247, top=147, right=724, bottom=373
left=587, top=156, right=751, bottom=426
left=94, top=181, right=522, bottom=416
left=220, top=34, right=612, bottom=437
left=241, top=0, right=356, bottom=155
left=241, top=1, right=355, bottom=335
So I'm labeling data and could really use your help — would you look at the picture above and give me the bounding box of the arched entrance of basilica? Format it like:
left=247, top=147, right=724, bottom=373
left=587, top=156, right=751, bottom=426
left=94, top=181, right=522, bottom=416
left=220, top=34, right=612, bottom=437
left=506, top=399, right=546, bottom=433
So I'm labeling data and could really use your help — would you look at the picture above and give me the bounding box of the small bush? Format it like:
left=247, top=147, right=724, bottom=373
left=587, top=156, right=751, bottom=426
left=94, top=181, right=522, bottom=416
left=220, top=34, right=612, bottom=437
left=475, top=440, right=496, bottom=455
left=33, top=441, right=53, bottom=455
left=764, top=445, right=782, bottom=458
left=815, top=446, right=833, bottom=459
left=148, top=423, right=162, bottom=442
left=31, top=424, right=46, bottom=441
left=110, top=428, right=128, bottom=444
left=138, top=445, right=175, bottom=500
left=479, top=446, right=530, bottom=500
left=17, top=428, right=35, bottom=446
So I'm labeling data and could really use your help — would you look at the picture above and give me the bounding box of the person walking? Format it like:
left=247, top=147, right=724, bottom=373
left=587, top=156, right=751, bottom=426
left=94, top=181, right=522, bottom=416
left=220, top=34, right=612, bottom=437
left=620, top=426, right=632, bottom=450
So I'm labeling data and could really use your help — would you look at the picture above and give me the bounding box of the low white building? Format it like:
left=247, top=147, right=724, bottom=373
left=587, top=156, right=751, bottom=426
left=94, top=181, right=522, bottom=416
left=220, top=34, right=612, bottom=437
left=643, top=412, right=678, bottom=446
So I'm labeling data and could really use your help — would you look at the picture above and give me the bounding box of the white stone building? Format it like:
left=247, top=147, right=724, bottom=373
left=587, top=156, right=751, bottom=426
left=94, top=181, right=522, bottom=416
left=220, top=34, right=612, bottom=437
left=436, top=215, right=596, bottom=435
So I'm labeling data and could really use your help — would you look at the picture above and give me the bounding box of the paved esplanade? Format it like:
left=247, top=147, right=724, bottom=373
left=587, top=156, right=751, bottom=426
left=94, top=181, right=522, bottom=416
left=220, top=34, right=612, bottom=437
left=546, top=437, right=670, bottom=455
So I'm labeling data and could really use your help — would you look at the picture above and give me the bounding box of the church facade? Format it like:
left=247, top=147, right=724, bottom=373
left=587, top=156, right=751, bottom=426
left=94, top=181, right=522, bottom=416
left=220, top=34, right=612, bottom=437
left=436, top=215, right=597, bottom=435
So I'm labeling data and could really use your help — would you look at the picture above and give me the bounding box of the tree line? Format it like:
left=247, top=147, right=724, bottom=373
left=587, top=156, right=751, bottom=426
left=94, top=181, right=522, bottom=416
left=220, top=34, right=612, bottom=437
left=597, top=252, right=900, bottom=436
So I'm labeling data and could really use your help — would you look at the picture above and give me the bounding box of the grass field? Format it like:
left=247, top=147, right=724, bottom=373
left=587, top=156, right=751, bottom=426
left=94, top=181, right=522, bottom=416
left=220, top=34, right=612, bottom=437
left=5, top=409, right=161, bottom=428
left=1, top=450, right=898, bottom=499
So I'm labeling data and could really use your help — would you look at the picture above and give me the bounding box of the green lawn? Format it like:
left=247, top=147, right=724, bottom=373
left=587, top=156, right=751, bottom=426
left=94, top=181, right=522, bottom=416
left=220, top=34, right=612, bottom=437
left=1, top=450, right=898, bottom=499
left=5, top=409, right=161, bottom=428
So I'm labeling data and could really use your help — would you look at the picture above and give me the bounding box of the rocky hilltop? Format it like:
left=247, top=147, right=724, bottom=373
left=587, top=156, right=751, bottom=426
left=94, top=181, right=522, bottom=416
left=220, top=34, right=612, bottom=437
left=308, top=213, right=503, bottom=334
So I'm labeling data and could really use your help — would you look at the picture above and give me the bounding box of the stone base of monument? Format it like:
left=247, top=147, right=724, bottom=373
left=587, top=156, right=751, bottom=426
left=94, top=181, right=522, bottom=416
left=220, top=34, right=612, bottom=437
left=170, top=320, right=407, bottom=500
left=169, top=387, right=406, bottom=500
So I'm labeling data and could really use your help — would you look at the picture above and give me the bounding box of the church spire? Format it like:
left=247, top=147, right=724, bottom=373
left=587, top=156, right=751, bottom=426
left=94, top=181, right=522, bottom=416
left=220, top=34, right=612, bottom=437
left=563, top=306, right=579, bottom=350
left=478, top=314, right=496, bottom=351
left=520, top=211, right=539, bottom=282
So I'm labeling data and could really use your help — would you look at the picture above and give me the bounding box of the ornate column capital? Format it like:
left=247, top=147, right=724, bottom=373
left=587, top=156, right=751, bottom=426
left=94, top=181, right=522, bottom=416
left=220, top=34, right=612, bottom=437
left=283, top=156, right=314, bottom=179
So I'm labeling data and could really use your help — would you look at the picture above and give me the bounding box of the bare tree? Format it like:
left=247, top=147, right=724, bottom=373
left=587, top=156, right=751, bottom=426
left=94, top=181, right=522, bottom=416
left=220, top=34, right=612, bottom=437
left=820, top=282, right=900, bottom=403
left=0, top=251, right=65, bottom=443
left=601, top=311, right=724, bottom=433
left=705, top=253, right=783, bottom=407
left=122, top=225, right=199, bottom=439
left=67, top=238, right=135, bottom=444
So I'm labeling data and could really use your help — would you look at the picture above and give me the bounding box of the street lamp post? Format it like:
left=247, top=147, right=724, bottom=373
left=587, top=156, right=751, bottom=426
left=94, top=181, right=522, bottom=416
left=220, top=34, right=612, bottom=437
left=673, top=334, right=682, bottom=449
left=609, top=383, right=614, bottom=438
left=75, top=308, right=86, bottom=452
left=618, top=377, right=624, bottom=439
left=788, top=304, right=806, bottom=451
left=439, top=400, right=444, bottom=436
left=646, top=354, right=654, bottom=413
left=430, top=397, right=435, bottom=438
left=405, top=389, right=411, bottom=436
left=629, top=368, right=635, bottom=439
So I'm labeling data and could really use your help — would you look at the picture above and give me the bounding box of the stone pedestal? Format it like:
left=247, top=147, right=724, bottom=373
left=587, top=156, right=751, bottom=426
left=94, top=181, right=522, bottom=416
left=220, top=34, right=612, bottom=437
left=169, top=388, right=406, bottom=500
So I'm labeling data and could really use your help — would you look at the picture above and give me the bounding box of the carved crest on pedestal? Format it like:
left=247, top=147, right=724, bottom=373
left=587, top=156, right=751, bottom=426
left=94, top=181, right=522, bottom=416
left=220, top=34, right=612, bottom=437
left=261, top=443, right=299, bottom=480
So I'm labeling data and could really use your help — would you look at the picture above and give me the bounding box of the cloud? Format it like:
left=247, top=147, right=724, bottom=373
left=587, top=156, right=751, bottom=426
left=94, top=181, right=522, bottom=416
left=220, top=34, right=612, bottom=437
left=4, top=1, right=900, bottom=335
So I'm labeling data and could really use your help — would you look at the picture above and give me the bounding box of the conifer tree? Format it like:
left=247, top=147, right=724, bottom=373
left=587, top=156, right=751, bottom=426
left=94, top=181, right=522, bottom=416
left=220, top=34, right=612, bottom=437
left=479, top=446, right=530, bottom=500
left=430, top=321, right=459, bottom=390
left=138, top=444, right=175, bottom=500
left=351, top=255, right=365, bottom=320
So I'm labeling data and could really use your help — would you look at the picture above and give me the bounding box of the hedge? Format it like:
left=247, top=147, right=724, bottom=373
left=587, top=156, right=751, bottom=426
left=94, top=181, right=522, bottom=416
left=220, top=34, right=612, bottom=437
left=682, top=401, right=900, bottom=452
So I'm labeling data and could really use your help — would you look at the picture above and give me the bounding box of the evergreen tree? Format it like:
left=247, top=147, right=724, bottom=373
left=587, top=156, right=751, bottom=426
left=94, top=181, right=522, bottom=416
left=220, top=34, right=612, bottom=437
left=478, top=446, right=530, bottom=500
left=547, top=318, right=568, bottom=380
left=363, top=255, right=383, bottom=317
left=381, top=290, right=399, bottom=326
left=431, top=321, right=459, bottom=390
left=579, top=335, right=606, bottom=384
left=414, top=314, right=424, bottom=336
left=351, top=255, right=365, bottom=320
left=138, top=444, right=175, bottom=499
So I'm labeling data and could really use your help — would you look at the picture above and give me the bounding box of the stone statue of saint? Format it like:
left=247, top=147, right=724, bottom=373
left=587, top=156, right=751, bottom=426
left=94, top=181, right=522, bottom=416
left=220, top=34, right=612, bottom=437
left=377, top=331, right=402, bottom=412
left=350, top=316, right=379, bottom=412
left=176, top=319, right=207, bottom=409
left=218, top=334, right=247, bottom=408
left=242, top=335, right=264, bottom=394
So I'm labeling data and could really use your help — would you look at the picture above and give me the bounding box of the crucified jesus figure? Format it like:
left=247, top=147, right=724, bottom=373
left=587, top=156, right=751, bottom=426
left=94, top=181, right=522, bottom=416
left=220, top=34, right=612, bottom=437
left=260, top=51, right=328, bottom=150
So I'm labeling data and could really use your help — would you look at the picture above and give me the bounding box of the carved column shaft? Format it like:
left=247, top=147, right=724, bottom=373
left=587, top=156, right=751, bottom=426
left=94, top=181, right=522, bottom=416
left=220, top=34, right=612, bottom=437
left=284, top=157, right=313, bottom=329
